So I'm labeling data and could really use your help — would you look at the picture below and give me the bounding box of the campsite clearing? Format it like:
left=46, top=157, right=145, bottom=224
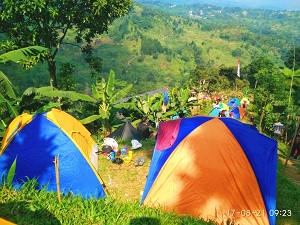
left=98, top=139, right=155, bottom=201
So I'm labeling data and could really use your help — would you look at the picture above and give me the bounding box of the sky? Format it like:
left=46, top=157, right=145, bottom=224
left=143, top=0, right=300, bottom=11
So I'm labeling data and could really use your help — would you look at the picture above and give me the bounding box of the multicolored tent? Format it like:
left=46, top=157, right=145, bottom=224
left=0, top=109, right=106, bottom=199
left=230, top=106, right=246, bottom=119
left=227, top=97, right=241, bottom=107
left=241, top=97, right=250, bottom=106
left=208, top=107, right=221, bottom=117
left=218, top=103, right=229, bottom=111
left=141, top=116, right=277, bottom=225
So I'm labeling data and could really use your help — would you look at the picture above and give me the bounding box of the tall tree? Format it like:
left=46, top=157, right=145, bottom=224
left=285, top=46, right=300, bottom=70
left=0, top=0, right=133, bottom=88
left=252, top=67, right=287, bottom=132
left=244, top=56, right=275, bottom=88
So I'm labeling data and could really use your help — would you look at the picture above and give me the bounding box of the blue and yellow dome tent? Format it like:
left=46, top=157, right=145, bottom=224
left=141, top=116, right=277, bottom=225
left=0, top=108, right=106, bottom=199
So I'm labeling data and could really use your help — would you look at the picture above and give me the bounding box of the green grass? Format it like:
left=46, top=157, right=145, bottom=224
left=276, top=162, right=300, bottom=225
left=1, top=139, right=300, bottom=225
left=0, top=184, right=215, bottom=225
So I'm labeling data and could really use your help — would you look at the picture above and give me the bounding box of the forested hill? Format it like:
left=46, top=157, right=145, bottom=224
left=2, top=2, right=300, bottom=95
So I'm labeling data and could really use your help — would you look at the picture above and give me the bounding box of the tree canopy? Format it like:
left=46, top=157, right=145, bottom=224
left=0, top=0, right=133, bottom=88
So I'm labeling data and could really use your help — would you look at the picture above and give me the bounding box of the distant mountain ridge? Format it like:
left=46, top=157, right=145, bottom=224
left=135, top=0, right=300, bottom=11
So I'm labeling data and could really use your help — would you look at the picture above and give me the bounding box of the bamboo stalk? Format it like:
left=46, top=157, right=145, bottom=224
left=54, top=156, right=61, bottom=202
left=285, top=118, right=300, bottom=166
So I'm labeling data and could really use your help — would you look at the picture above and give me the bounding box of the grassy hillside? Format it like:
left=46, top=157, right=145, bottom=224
left=2, top=2, right=299, bottom=95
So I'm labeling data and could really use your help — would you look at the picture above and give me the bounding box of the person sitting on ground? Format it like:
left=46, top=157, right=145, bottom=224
left=137, top=116, right=157, bottom=139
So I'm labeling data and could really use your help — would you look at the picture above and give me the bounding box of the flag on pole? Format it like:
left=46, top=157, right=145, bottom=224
left=237, top=57, right=241, bottom=77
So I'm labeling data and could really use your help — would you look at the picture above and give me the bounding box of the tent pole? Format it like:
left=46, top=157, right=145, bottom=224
left=285, top=118, right=300, bottom=166
left=96, top=171, right=111, bottom=196
left=54, top=156, right=62, bottom=202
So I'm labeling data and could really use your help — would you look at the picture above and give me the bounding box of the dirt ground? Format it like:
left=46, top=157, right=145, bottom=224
left=279, top=157, right=300, bottom=187
left=98, top=147, right=154, bottom=202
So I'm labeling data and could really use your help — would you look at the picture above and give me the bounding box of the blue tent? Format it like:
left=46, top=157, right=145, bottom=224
left=227, top=97, right=241, bottom=107
left=230, top=106, right=246, bottom=119
left=0, top=109, right=106, bottom=199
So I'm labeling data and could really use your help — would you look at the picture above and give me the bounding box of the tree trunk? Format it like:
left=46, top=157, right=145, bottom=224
left=258, top=96, right=268, bottom=132
left=48, top=58, right=57, bottom=88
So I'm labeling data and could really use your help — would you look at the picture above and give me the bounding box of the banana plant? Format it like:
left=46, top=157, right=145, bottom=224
left=0, top=72, right=19, bottom=141
left=18, top=86, right=97, bottom=114
left=0, top=45, right=49, bottom=69
left=0, top=44, right=49, bottom=142
left=133, top=92, right=175, bottom=124
left=167, top=87, right=190, bottom=112
left=80, top=70, right=133, bottom=133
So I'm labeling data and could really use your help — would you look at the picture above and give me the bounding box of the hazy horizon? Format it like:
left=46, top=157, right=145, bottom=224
left=137, top=0, right=300, bottom=11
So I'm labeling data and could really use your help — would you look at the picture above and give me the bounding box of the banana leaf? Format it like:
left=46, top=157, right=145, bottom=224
left=79, top=115, right=101, bottom=124
left=106, top=70, right=115, bottom=98
left=7, top=158, right=17, bottom=186
left=0, top=93, right=19, bottom=118
left=92, top=78, right=105, bottom=100
left=110, top=84, right=133, bottom=104
left=0, top=46, right=48, bottom=63
left=0, top=71, right=17, bottom=99
left=22, top=86, right=97, bottom=103
left=35, top=102, right=62, bottom=114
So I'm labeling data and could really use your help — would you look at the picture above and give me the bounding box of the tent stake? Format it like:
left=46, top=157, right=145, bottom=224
left=54, top=156, right=61, bottom=202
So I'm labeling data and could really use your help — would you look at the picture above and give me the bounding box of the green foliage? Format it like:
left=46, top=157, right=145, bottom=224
left=6, top=158, right=17, bottom=187
left=0, top=71, right=16, bottom=99
left=252, top=66, right=288, bottom=131
left=1, top=158, right=17, bottom=187
left=0, top=0, right=133, bottom=88
left=80, top=70, right=133, bottom=134
left=0, top=93, right=18, bottom=118
left=134, top=94, right=168, bottom=121
left=0, top=54, right=19, bottom=139
left=56, top=62, right=76, bottom=91
left=0, top=45, right=49, bottom=69
left=16, top=86, right=97, bottom=117
left=141, top=36, right=163, bottom=55
left=284, top=46, right=300, bottom=70
left=0, top=184, right=213, bottom=225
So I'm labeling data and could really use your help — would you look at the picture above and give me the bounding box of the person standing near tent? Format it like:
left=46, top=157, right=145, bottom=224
left=273, top=120, right=284, bottom=141
left=288, top=133, right=300, bottom=159
left=137, top=116, right=157, bottom=139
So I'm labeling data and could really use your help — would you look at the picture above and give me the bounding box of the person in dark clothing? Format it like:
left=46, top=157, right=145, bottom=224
left=137, top=116, right=157, bottom=139
left=289, top=135, right=300, bottom=159
left=218, top=110, right=226, bottom=117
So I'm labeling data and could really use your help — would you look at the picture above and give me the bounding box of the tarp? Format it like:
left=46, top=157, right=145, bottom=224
left=108, top=121, right=144, bottom=140
left=141, top=116, right=277, bottom=225
left=0, top=108, right=106, bottom=199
